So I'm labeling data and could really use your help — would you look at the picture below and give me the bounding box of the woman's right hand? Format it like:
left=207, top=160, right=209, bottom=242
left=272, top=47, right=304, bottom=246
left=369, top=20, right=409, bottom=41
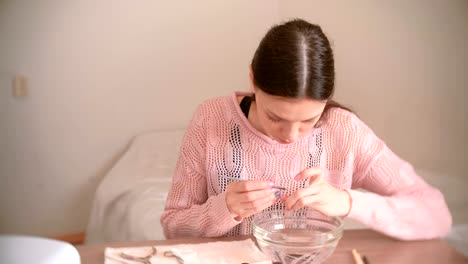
left=225, top=181, right=278, bottom=221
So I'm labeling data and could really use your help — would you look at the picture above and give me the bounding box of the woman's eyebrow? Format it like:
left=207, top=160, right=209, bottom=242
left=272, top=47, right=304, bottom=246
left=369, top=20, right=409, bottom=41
left=266, top=111, right=319, bottom=122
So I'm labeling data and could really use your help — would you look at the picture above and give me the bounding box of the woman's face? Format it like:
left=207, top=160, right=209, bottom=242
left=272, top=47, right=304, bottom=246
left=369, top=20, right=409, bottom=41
left=253, top=89, right=326, bottom=144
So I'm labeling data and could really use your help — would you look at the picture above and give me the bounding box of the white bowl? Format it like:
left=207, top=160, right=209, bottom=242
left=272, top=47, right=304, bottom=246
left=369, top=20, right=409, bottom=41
left=0, top=235, right=80, bottom=264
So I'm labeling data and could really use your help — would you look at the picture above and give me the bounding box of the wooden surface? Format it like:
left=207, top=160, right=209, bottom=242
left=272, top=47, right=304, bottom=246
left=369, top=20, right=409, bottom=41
left=53, top=232, right=86, bottom=245
left=76, top=229, right=468, bottom=264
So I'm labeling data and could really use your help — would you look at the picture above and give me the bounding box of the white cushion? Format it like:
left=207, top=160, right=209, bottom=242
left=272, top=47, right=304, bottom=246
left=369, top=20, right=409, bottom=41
left=85, top=128, right=185, bottom=244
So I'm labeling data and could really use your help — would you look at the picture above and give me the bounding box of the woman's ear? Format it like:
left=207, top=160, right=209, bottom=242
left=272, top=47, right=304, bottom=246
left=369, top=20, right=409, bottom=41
left=249, top=65, right=256, bottom=93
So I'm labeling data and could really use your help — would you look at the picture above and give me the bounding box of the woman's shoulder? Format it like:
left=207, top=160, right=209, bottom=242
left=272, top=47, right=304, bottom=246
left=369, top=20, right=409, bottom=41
left=322, top=107, right=361, bottom=127
left=188, top=94, right=237, bottom=125
left=322, top=107, right=377, bottom=137
left=196, top=94, right=233, bottom=111
left=320, top=108, right=383, bottom=157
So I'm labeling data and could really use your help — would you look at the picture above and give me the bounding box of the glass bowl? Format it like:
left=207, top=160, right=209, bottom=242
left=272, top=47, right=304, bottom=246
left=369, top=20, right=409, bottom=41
left=252, top=209, right=344, bottom=264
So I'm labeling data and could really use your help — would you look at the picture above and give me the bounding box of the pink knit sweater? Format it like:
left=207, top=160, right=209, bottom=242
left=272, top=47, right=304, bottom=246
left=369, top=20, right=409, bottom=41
left=161, top=92, right=452, bottom=240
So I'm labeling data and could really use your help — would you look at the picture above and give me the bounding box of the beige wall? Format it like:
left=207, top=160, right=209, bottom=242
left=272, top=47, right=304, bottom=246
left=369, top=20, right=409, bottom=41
left=280, top=0, right=468, bottom=176
left=1, top=0, right=467, bottom=237
left=279, top=0, right=468, bottom=225
left=0, top=0, right=279, bottom=236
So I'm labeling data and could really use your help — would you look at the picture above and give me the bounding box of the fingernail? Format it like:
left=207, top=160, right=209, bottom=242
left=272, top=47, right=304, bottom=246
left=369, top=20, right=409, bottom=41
left=268, top=182, right=274, bottom=186
left=275, top=191, right=281, bottom=198
left=294, top=174, right=301, bottom=181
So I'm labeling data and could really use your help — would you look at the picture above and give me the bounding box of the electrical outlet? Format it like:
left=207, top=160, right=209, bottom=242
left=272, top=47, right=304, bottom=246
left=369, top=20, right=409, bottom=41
left=12, top=75, right=28, bottom=97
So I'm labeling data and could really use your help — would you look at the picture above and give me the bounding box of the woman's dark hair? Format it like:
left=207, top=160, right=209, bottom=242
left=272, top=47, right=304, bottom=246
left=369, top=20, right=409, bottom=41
left=251, top=19, right=351, bottom=113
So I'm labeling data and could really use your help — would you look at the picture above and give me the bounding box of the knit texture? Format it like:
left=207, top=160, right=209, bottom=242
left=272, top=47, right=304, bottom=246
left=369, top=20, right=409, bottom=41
left=161, top=92, right=452, bottom=240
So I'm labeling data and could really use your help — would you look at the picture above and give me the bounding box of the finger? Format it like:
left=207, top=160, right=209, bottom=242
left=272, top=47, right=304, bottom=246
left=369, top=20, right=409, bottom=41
left=308, top=174, right=322, bottom=185
left=225, top=186, right=274, bottom=214
left=251, top=195, right=277, bottom=213
left=294, top=167, right=323, bottom=181
left=227, top=197, right=257, bottom=218
left=238, top=198, right=276, bottom=218
left=233, top=206, right=254, bottom=218
left=236, top=201, right=272, bottom=218
left=238, top=188, right=277, bottom=203
left=240, top=191, right=277, bottom=209
left=226, top=188, right=276, bottom=217
left=279, top=194, right=288, bottom=202
left=229, top=180, right=274, bottom=192
left=289, top=195, right=322, bottom=211
left=284, top=186, right=320, bottom=209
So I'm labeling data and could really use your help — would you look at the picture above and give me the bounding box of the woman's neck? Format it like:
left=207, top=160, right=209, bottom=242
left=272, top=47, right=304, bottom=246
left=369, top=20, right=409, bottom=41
left=236, top=94, right=268, bottom=137
left=247, top=100, right=268, bottom=136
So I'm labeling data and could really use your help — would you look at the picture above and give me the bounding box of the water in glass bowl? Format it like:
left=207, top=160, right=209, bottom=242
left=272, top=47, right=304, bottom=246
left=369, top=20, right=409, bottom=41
left=257, top=228, right=339, bottom=264
left=253, top=209, right=343, bottom=264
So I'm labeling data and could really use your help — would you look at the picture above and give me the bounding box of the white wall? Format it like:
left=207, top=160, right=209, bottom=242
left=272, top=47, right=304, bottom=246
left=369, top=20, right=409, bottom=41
left=279, top=0, right=468, bottom=225
left=1, top=0, right=467, bottom=237
left=0, top=0, right=279, bottom=237
left=280, top=0, right=468, bottom=176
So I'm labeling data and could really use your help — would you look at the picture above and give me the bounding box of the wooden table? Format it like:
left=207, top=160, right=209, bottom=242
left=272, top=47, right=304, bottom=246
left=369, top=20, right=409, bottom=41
left=76, top=229, right=468, bottom=263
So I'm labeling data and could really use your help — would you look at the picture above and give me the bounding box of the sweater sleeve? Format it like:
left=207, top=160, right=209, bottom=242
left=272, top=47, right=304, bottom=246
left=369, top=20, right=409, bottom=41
left=160, top=104, right=241, bottom=239
left=347, top=115, right=452, bottom=240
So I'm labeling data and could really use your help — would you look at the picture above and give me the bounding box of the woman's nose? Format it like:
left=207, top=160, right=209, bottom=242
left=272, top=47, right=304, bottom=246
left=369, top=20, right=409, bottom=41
left=281, top=124, right=300, bottom=142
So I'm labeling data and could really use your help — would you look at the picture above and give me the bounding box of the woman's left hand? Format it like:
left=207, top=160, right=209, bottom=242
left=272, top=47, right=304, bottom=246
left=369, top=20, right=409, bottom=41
left=281, top=168, right=351, bottom=217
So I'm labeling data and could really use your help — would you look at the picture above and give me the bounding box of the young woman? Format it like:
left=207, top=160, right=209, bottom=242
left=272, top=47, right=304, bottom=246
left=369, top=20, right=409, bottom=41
left=161, top=19, right=451, bottom=240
